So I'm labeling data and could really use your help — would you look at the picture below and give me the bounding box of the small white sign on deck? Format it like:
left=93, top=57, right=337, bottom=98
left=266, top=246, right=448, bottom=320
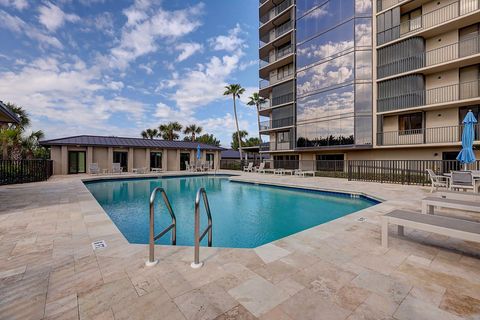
left=91, top=240, right=107, bottom=250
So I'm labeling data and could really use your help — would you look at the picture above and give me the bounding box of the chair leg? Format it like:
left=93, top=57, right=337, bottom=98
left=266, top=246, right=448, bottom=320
left=398, top=225, right=404, bottom=237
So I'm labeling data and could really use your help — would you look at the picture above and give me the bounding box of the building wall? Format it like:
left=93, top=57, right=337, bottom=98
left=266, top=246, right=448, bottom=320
left=93, top=147, right=108, bottom=171
left=167, top=149, right=178, bottom=171
left=133, top=149, right=147, bottom=168
left=50, top=146, right=62, bottom=175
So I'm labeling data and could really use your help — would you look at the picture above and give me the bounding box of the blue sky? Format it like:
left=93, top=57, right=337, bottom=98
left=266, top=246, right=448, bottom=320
left=0, top=0, right=260, bottom=146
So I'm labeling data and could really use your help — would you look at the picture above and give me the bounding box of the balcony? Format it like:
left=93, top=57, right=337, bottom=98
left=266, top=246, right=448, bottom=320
left=378, top=34, right=480, bottom=79
left=400, top=0, right=480, bottom=37
left=259, top=117, right=294, bottom=131
left=377, top=79, right=480, bottom=113
left=260, top=0, right=292, bottom=28
left=260, top=45, right=293, bottom=68
left=377, top=0, right=406, bottom=12
left=258, top=93, right=294, bottom=114
left=259, top=70, right=295, bottom=93
left=259, top=45, right=294, bottom=78
left=259, top=20, right=293, bottom=49
left=259, top=141, right=293, bottom=152
left=377, top=124, right=480, bottom=146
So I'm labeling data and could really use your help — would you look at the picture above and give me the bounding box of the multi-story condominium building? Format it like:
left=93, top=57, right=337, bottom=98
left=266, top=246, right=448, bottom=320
left=258, top=0, right=480, bottom=164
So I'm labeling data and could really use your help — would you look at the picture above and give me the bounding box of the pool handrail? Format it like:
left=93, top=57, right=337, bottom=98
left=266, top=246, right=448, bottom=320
left=146, top=187, right=177, bottom=267
left=191, top=187, right=213, bottom=268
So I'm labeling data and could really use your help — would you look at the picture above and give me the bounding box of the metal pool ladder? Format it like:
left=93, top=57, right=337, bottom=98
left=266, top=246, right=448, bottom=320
left=146, top=187, right=177, bottom=267
left=191, top=187, right=213, bottom=269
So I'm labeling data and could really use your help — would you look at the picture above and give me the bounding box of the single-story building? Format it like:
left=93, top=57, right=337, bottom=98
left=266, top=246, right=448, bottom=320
left=40, top=135, right=224, bottom=175
left=0, top=101, right=20, bottom=124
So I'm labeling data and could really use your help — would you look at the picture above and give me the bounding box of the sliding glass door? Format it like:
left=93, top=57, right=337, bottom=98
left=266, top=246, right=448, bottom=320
left=68, top=151, right=86, bottom=174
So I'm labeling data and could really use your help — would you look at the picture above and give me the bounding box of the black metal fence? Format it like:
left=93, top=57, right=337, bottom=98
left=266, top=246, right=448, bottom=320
left=220, top=159, right=480, bottom=185
left=0, top=160, right=53, bottom=185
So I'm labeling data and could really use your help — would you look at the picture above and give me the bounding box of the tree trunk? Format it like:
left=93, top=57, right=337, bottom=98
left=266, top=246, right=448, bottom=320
left=232, top=95, right=243, bottom=160
left=256, top=104, right=263, bottom=162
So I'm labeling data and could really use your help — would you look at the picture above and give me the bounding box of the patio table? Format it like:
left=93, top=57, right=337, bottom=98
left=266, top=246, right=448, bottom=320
left=443, top=172, right=480, bottom=193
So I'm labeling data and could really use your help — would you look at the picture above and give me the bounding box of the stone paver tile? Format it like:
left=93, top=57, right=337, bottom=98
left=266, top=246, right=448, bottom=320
left=351, top=270, right=412, bottom=304
left=78, top=277, right=137, bottom=319
left=439, top=289, right=480, bottom=319
left=174, top=281, right=237, bottom=320
left=253, top=244, right=290, bottom=264
left=155, top=267, right=193, bottom=299
left=345, top=303, right=394, bottom=320
left=259, top=306, right=292, bottom=320
left=394, top=295, right=463, bottom=320
left=333, top=284, right=370, bottom=312
left=253, top=260, right=298, bottom=284
left=228, top=276, right=289, bottom=317
left=0, top=265, right=26, bottom=279
left=279, top=288, right=351, bottom=320
left=276, top=278, right=304, bottom=297
left=410, top=281, right=446, bottom=306
left=44, top=293, right=78, bottom=318
left=113, top=289, right=185, bottom=320
left=214, top=305, right=257, bottom=320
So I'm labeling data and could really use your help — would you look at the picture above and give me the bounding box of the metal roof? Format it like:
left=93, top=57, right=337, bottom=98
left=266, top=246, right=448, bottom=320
left=0, top=101, right=20, bottom=124
left=40, top=135, right=225, bottom=151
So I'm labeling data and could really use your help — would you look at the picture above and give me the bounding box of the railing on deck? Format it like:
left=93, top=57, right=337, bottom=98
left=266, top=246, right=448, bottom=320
left=219, top=159, right=480, bottom=185
left=0, top=160, right=53, bottom=185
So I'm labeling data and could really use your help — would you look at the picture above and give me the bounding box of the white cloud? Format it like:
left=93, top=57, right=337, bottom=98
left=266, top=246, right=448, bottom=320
left=209, top=23, right=246, bottom=52
left=38, top=2, right=80, bottom=32
left=109, top=2, right=204, bottom=69
left=0, top=10, right=62, bottom=48
left=0, top=0, right=28, bottom=10
left=175, top=42, right=203, bottom=62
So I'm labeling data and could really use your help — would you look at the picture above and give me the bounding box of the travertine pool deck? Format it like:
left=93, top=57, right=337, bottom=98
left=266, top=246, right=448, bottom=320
left=0, top=171, right=479, bottom=320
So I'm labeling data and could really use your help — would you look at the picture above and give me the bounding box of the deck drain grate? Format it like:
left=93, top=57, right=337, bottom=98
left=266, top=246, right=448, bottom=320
left=357, top=217, right=367, bottom=222
left=91, top=240, right=107, bottom=250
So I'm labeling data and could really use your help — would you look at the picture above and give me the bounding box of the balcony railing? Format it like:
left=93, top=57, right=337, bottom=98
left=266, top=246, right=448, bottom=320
left=259, top=45, right=293, bottom=69
left=378, top=34, right=480, bottom=79
left=377, top=0, right=405, bottom=12
left=377, top=124, right=480, bottom=146
left=378, top=79, right=480, bottom=112
left=260, top=0, right=292, bottom=26
left=400, top=0, right=480, bottom=37
left=258, top=93, right=294, bottom=111
left=259, top=79, right=270, bottom=89
left=259, top=20, right=293, bottom=48
left=259, top=116, right=294, bottom=130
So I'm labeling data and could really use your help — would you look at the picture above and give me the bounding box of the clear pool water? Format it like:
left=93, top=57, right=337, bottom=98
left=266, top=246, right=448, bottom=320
left=85, top=175, right=378, bottom=248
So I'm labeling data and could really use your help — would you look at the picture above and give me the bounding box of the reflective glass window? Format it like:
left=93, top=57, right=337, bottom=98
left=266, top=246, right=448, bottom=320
left=297, top=85, right=354, bottom=122
left=355, top=50, right=372, bottom=80
left=297, top=52, right=354, bottom=97
left=355, top=18, right=372, bottom=47
left=297, top=20, right=354, bottom=70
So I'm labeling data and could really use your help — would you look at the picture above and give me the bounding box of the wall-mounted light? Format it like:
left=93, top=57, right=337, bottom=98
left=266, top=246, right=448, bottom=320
left=434, top=153, right=439, bottom=157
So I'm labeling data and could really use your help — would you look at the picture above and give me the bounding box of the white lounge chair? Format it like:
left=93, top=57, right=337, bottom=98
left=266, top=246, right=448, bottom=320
left=243, top=162, right=253, bottom=172
left=449, top=171, right=475, bottom=192
left=436, top=190, right=480, bottom=202
left=422, top=196, right=480, bottom=215
left=255, top=162, right=265, bottom=173
left=381, top=209, right=480, bottom=249
left=426, top=169, right=449, bottom=193
left=112, top=163, right=123, bottom=174
left=274, top=168, right=285, bottom=175
left=294, top=169, right=315, bottom=177
left=151, top=167, right=163, bottom=173
left=133, top=167, right=147, bottom=174
left=89, top=163, right=100, bottom=174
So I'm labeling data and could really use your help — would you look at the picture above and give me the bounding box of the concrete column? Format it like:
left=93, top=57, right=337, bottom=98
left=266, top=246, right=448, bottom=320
left=190, top=150, right=195, bottom=165
left=128, top=147, right=134, bottom=172
left=162, top=149, right=168, bottom=171
left=145, top=148, right=150, bottom=170
left=61, top=146, right=68, bottom=175
left=107, top=147, right=113, bottom=172
left=86, top=147, right=93, bottom=173
left=176, top=149, right=180, bottom=171
left=215, top=151, right=220, bottom=169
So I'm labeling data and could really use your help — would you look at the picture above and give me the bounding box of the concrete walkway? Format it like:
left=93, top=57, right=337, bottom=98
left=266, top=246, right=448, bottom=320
left=0, top=172, right=479, bottom=320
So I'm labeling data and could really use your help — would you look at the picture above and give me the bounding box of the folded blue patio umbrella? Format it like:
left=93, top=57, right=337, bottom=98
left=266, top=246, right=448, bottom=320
left=197, top=144, right=201, bottom=160
left=457, top=110, right=477, bottom=168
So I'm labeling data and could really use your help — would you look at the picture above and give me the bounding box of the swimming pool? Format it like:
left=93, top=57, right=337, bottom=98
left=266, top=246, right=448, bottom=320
left=85, top=175, right=378, bottom=248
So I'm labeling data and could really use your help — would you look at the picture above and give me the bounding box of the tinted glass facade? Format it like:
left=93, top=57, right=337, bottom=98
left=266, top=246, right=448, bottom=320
left=296, top=0, right=373, bottom=148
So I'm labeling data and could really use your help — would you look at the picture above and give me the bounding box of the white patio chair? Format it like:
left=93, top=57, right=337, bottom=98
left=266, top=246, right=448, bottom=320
left=426, top=169, right=449, bottom=193
left=112, top=163, right=123, bottom=174
left=450, top=171, right=475, bottom=192
left=243, top=162, right=253, bottom=172
left=89, top=163, right=100, bottom=174
left=255, top=162, right=265, bottom=173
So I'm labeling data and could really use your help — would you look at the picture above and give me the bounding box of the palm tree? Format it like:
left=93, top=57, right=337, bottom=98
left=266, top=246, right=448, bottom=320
left=1, top=103, right=31, bottom=160
left=141, top=128, right=159, bottom=139
left=22, top=130, right=45, bottom=159
left=183, top=124, right=203, bottom=141
left=223, top=84, right=245, bottom=160
left=5, top=103, right=30, bottom=129
left=231, top=130, right=249, bottom=150
left=247, top=92, right=266, bottom=161
left=159, top=121, right=183, bottom=140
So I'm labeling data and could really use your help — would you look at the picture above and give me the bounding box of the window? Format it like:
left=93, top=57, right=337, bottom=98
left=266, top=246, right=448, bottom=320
left=400, top=8, right=422, bottom=34
left=398, top=112, right=423, bottom=134
left=277, top=63, right=294, bottom=80
left=277, top=131, right=290, bottom=143
left=68, top=151, right=86, bottom=174
left=150, top=152, right=162, bottom=169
